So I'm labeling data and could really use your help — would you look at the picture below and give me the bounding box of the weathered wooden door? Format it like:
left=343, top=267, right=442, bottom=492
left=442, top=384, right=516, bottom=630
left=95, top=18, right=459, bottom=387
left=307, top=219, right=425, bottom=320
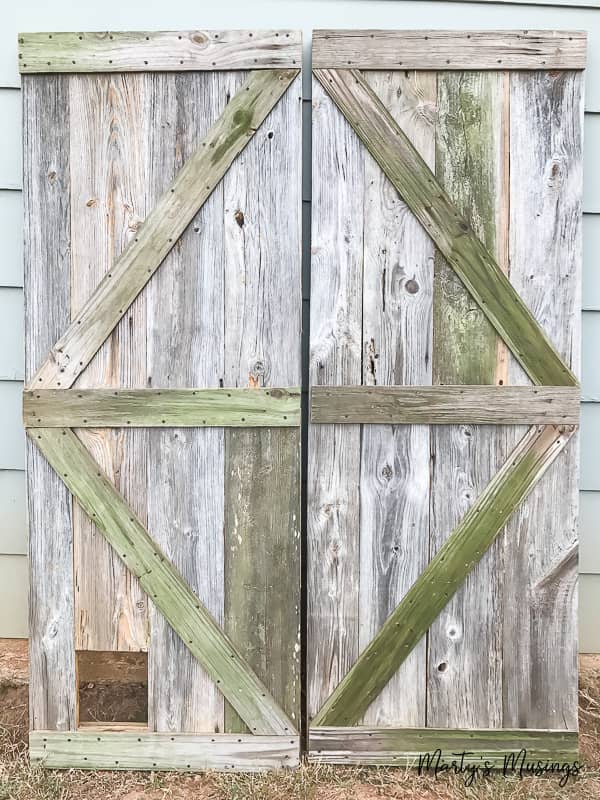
left=21, top=30, right=301, bottom=770
left=308, top=30, right=584, bottom=765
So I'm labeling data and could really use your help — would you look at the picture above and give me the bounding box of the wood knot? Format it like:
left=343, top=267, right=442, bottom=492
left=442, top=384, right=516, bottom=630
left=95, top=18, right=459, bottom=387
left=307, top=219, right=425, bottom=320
left=405, top=278, right=419, bottom=294
left=234, top=209, right=245, bottom=228
left=192, top=33, right=208, bottom=45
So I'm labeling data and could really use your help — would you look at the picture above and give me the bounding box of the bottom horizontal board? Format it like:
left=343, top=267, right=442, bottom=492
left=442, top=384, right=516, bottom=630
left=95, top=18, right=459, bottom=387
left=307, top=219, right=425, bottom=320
left=30, top=731, right=299, bottom=771
left=309, top=727, right=579, bottom=769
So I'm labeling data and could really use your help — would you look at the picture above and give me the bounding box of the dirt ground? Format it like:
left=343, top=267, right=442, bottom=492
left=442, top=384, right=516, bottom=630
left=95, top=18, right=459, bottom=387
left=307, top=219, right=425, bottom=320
left=1, top=640, right=599, bottom=800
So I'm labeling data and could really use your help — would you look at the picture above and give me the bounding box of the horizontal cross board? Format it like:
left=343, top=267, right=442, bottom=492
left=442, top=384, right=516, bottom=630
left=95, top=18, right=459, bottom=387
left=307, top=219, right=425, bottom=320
left=30, top=427, right=296, bottom=736
left=312, top=29, right=587, bottom=69
left=31, top=732, right=299, bottom=770
left=311, top=386, right=580, bottom=425
left=309, top=727, right=578, bottom=767
left=19, top=30, right=302, bottom=72
left=24, top=388, right=301, bottom=427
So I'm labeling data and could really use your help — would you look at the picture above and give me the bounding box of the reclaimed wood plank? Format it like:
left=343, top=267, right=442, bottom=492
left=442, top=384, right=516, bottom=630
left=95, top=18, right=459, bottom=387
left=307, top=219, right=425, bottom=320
left=311, top=424, right=574, bottom=727
left=19, top=30, right=302, bottom=73
left=224, top=429, right=301, bottom=733
left=30, top=731, right=300, bottom=771
left=29, top=67, right=298, bottom=391
left=223, top=69, right=302, bottom=733
left=503, top=70, right=583, bottom=731
left=30, top=427, right=297, bottom=736
left=307, top=74, right=363, bottom=721
left=144, top=71, right=226, bottom=735
left=314, top=68, right=577, bottom=387
left=428, top=70, right=508, bottom=729
left=23, top=74, right=76, bottom=731
left=308, top=726, right=578, bottom=767
left=358, top=70, right=435, bottom=727
left=69, top=73, right=150, bottom=653
left=24, top=388, right=301, bottom=427
left=312, top=30, right=587, bottom=70
left=311, top=386, right=580, bottom=425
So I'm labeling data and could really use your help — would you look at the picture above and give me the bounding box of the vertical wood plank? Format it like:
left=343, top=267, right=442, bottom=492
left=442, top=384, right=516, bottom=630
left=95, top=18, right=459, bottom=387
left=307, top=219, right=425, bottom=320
left=359, top=71, right=435, bottom=727
left=147, top=72, right=226, bottom=734
left=69, top=74, right=149, bottom=652
left=503, top=70, right=582, bottom=730
left=24, top=74, right=76, bottom=730
left=223, top=72, right=302, bottom=732
left=428, top=71, right=508, bottom=728
left=307, top=76, right=363, bottom=720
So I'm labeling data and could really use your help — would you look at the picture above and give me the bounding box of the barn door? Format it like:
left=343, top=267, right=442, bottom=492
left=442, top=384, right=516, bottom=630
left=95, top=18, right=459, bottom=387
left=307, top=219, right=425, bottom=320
left=21, top=30, right=301, bottom=770
left=308, top=30, right=584, bottom=765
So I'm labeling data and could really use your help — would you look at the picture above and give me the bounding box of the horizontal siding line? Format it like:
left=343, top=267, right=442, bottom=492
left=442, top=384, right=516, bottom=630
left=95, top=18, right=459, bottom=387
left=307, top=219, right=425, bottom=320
left=434, top=0, right=600, bottom=8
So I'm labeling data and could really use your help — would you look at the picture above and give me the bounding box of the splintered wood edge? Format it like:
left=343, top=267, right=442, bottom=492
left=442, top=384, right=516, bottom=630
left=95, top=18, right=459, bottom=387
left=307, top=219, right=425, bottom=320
left=19, top=30, right=302, bottom=72
left=310, top=386, right=580, bottom=425
left=30, top=731, right=300, bottom=771
left=23, top=388, right=301, bottom=427
left=312, top=30, right=587, bottom=69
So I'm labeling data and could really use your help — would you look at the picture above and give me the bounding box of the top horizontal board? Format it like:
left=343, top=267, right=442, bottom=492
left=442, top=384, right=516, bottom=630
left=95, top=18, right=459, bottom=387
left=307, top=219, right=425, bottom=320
left=312, top=29, right=587, bottom=69
left=18, top=30, right=302, bottom=73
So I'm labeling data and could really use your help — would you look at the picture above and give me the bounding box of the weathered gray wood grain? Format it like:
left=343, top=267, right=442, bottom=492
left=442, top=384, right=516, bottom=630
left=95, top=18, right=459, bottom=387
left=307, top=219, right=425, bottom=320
left=19, top=30, right=302, bottom=73
left=31, top=427, right=297, bottom=736
left=312, top=30, right=587, bottom=70
left=308, top=75, right=363, bottom=720
left=145, top=72, right=227, bottom=734
left=428, top=70, right=508, bottom=730
left=311, top=386, right=580, bottom=425
left=358, top=70, right=435, bottom=727
left=69, top=73, right=149, bottom=653
left=312, top=424, right=575, bottom=727
left=503, top=70, right=582, bottom=731
left=23, top=74, right=76, bottom=731
left=24, top=388, right=301, bottom=427
left=29, top=68, right=298, bottom=391
left=222, top=70, right=302, bottom=734
left=30, top=731, right=300, bottom=771
left=224, top=429, right=301, bottom=733
left=314, top=68, right=576, bottom=387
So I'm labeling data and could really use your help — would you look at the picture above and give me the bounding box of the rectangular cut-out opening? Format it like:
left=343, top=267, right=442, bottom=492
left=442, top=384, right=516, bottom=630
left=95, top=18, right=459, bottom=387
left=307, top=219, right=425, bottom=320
left=76, top=651, right=148, bottom=726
